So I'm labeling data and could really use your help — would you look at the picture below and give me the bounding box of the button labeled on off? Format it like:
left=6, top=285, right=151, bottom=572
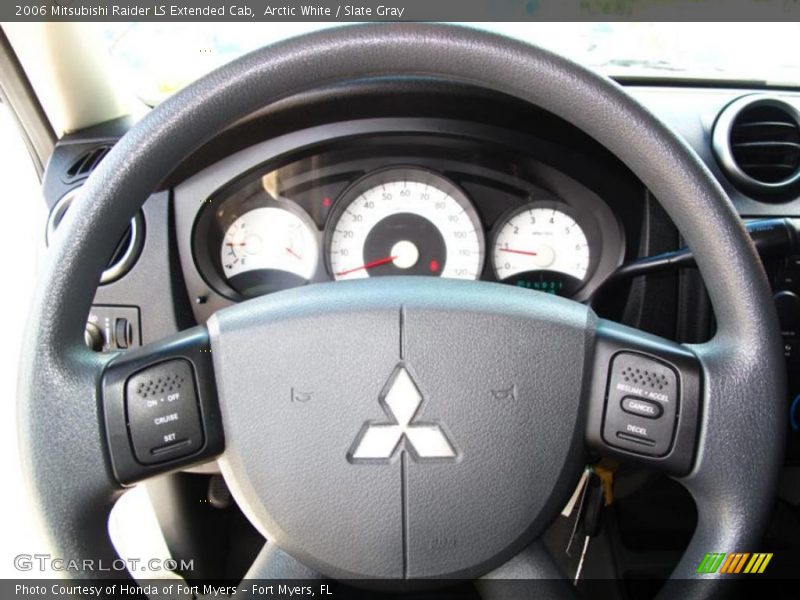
left=621, top=396, right=663, bottom=419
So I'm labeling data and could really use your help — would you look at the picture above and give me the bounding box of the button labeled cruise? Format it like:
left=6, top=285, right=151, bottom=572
left=621, top=396, right=663, bottom=419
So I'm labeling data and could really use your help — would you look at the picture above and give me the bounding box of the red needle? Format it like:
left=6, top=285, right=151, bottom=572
left=499, top=247, right=537, bottom=257
left=226, top=242, right=246, bottom=247
left=336, top=255, right=396, bottom=277
left=286, top=247, right=302, bottom=260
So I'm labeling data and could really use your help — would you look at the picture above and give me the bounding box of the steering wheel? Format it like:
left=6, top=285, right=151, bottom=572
left=18, top=24, right=785, bottom=598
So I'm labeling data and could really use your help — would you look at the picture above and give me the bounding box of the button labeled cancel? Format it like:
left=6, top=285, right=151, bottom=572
left=621, top=396, right=663, bottom=419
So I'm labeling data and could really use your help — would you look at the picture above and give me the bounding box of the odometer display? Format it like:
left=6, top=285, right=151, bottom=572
left=327, top=168, right=484, bottom=281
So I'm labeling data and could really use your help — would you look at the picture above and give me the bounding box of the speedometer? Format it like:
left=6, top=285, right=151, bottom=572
left=326, top=168, right=484, bottom=281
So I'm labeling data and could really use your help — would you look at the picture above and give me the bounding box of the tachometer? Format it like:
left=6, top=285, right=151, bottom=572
left=326, top=168, right=484, bottom=280
left=492, top=203, right=591, bottom=297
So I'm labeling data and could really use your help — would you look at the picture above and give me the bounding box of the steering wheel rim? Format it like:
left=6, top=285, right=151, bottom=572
left=18, top=23, right=784, bottom=597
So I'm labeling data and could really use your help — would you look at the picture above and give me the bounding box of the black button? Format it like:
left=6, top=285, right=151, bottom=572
left=126, top=359, right=204, bottom=465
left=616, top=431, right=656, bottom=447
left=785, top=338, right=800, bottom=374
left=115, top=318, right=132, bottom=349
left=621, top=396, right=663, bottom=419
left=775, top=290, right=800, bottom=337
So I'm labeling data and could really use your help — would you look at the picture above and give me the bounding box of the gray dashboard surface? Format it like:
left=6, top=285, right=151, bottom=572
left=40, top=84, right=800, bottom=330
left=629, top=86, right=800, bottom=215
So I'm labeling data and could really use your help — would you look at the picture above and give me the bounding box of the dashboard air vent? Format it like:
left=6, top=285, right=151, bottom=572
left=65, top=145, right=112, bottom=182
left=46, top=188, right=144, bottom=284
left=713, top=95, right=800, bottom=198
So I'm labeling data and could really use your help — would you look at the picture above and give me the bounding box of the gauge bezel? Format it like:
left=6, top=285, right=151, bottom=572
left=192, top=186, right=320, bottom=301
left=489, top=200, right=602, bottom=297
left=323, top=166, right=486, bottom=281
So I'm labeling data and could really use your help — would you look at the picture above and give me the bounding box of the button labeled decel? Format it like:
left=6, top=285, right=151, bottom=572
left=616, top=430, right=656, bottom=447
left=621, top=396, right=663, bottom=419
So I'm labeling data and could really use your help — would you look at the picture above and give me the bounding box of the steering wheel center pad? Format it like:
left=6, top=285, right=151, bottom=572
left=213, top=278, right=591, bottom=578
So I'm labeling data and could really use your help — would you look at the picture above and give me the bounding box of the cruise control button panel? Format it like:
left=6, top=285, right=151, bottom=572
left=602, top=352, right=678, bottom=457
left=102, top=327, right=224, bottom=485
left=586, top=322, right=701, bottom=475
left=126, top=359, right=204, bottom=464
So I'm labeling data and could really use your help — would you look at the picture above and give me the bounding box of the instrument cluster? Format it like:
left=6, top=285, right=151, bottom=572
left=190, top=133, right=622, bottom=304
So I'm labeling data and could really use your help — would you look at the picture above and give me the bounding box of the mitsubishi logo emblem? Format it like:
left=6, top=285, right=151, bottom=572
left=348, top=365, right=457, bottom=462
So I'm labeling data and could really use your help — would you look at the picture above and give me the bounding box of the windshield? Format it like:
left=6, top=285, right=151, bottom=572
left=100, top=22, right=800, bottom=105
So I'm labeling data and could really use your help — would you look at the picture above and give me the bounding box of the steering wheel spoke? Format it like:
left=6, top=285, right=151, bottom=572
left=101, top=326, right=224, bottom=485
left=584, top=319, right=702, bottom=476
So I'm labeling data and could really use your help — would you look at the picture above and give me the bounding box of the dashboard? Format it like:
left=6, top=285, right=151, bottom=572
left=183, top=127, right=624, bottom=318
left=42, top=79, right=800, bottom=353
